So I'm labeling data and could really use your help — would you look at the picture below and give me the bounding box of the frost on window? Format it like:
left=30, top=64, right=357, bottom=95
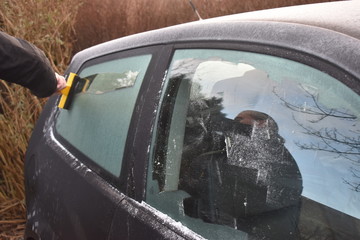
left=148, top=49, right=360, bottom=240
left=56, top=54, right=152, bottom=177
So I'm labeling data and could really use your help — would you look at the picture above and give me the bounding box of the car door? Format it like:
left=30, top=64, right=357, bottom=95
left=116, top=40, right=360, bottom=239
left=24, top=46, right=164, bottom=240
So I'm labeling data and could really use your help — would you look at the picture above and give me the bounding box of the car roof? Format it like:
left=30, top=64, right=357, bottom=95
left=68, top=1, right=360, bottom=83
left=211, top=0, right=360, bottom=41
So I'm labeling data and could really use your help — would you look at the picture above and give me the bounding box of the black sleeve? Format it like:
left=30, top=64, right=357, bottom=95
left=0, top=31, right=57, bottom=97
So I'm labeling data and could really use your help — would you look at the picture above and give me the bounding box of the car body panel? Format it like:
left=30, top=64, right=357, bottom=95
left=214, top=0, right=360, bottom=40
left=25, top=97, right=125, bottom=239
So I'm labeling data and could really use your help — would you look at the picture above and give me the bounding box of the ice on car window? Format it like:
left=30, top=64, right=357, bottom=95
left=56, top=54, right=152, bottom=176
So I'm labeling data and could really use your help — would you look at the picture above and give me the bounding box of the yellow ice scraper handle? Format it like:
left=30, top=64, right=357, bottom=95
left=58, top=73, right=90, bottom=109
left=58, top=72, right=78, bottom=109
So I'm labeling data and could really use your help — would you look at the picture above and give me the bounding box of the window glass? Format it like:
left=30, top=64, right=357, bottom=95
left=147, top=49, right=360, bottom=239
left=56, top=54, right=152, bottom=176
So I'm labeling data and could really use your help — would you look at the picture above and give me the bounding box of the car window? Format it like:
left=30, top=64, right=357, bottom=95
left=56, top=54, right=152, bottom=176
left=146, top=49, right=360, bottom=239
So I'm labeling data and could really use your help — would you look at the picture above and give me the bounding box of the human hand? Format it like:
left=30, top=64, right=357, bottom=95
left=55, top=72, right=66, bottom=92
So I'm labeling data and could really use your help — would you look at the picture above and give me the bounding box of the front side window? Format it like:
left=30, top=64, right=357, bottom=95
left=56, top=53, right=152, bottom=176
left=146, top=49, right=360, bottom=239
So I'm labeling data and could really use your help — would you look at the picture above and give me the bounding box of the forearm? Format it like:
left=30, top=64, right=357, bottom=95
left=0, top=31, right=57, bottom=97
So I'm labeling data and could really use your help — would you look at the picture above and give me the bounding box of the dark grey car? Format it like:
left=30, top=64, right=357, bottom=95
left=25, top=1, right=360, bottom=239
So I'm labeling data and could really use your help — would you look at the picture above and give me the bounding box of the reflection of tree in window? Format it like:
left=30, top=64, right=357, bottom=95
left=274, top=85, right=360, bottom=192
left=150, top=51, right=360, bottom=239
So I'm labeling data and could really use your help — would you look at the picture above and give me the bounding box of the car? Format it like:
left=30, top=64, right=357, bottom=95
left=24, top=1, right=360, bottom=239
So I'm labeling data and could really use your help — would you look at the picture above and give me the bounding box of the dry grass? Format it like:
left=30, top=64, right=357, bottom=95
left=0, top=0, right=338, bottom=239
left=74, top=0, right=338, bottom=51
left=0, top=84, right=41, bottom=239
left=0, top=0, right=80, bottom=238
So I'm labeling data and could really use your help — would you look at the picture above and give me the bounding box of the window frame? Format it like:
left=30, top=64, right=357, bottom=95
left=53, top=45, right=166, bottom=192
left=143, top=41, right=360, bottom=238
left=147, top=40, right=360, bottom=198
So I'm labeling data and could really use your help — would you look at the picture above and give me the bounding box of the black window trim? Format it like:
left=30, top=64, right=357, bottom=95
left=53, top=45, right=166, bottom=193
left=139, top=40, right=360, bottom=237
left=124, top=45, right=174, bottom=200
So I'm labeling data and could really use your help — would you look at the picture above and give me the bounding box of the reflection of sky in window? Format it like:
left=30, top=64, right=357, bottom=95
left=179, top=57, right=360, bottom=218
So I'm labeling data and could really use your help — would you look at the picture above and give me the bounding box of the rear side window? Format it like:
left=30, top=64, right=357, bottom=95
left=56, top=54, right=152, bottom=176
left=146, top=49, right=360, bottom=239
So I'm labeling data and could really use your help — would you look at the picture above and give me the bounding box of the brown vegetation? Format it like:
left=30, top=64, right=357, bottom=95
left=74, top=0, right=337, bottom=51
left=0, top=0, right=338, bottom=239
left=0, top=0, right=80, bottom=238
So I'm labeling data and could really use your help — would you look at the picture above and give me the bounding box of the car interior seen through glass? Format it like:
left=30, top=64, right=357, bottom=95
left=146, top=49, right=360, bottom=239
